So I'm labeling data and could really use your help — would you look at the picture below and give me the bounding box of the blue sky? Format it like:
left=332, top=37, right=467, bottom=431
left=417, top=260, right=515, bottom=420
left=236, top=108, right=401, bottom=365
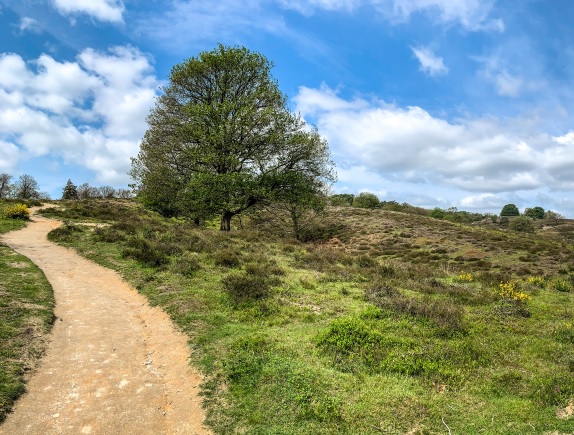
left=1, top=0, right=574, bottom=216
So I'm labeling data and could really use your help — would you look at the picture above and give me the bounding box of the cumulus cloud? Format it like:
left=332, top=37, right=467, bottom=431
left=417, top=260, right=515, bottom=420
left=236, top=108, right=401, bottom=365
left=294, top=85, right=574, bottom=195
left=51, top=0, right=125, bottom=23
left=0, top=47, right=159, bottom=184
left=411, top=46, right=448, bottom=76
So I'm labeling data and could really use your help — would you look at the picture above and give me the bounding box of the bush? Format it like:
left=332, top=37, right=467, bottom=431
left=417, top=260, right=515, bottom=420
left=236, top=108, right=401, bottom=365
left=550, top=278, right=572, bottom=293
left=366, top=284, right=465, bottom=333
left=121, top=237, right=170, bottom=267
left=352, top=192, right=380, bottom=209
left=3, top=204, right=29, bottom=220
left=296, top=218, right=348, bottom=243
left=172, top=253, right=202, bottom=276
left=93, top=226, right=125, bottom=243
left=213, top=249, right=242, bottom=267
left=47, top=222, right=83, bottom=242
left=222, top=268, right=278, bottom=305
left=509, top=216, right=535, bottom=233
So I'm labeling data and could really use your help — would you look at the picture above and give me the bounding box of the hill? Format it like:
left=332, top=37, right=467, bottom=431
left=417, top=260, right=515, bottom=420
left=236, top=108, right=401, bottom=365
left=35, top=200, right=574, bottom=434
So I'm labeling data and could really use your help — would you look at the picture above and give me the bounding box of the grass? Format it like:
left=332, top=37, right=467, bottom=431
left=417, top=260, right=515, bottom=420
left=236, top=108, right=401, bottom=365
left=37, top=201, right=574, bottom=433
left=0, top=202, right=54, bottom=423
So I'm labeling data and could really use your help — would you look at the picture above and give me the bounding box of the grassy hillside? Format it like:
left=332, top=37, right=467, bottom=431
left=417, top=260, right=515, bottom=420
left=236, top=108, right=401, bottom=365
left=39, top=200, right=574, bottom=434
left=0, top=202, right=54, bottom=422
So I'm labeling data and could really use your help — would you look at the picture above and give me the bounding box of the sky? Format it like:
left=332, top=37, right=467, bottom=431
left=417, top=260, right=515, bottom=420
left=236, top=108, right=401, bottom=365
left=1, top=0, right=574, bottom=216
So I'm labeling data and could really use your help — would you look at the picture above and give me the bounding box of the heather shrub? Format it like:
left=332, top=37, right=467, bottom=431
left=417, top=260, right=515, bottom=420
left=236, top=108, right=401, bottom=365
left=47, top=221, right=83, bottom=242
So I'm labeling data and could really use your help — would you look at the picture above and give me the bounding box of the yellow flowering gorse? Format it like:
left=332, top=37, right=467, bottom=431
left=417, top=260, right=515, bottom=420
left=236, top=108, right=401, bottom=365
left=499, top=281, right=530, bottom=303
left=527, top=276, right=545, bottom=287
left=456, top=273, right=473, bottom=283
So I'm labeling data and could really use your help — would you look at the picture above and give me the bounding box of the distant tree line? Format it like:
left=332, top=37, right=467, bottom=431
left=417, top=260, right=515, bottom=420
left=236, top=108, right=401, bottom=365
left=0, top=173, right=134, bottom=202
left=0, top=173, right=49, bottom=201
left=61, top=179, right=133, bottom=200
left=328, top=194, right=566, bottom=229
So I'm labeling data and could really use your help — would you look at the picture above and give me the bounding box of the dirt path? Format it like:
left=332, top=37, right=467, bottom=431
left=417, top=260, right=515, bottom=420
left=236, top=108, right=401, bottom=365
left=0, top=211, right=210, bottom=435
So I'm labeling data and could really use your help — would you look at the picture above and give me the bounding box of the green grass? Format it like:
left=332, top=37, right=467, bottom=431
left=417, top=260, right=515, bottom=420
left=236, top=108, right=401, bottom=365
left=0, top=205, right=54, bottom=423
left=38, top=201, right=574, bottom=433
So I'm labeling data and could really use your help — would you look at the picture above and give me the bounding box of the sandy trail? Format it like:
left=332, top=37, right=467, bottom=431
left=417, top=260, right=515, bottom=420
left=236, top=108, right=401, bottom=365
left=0, top=210, right=210, bottom=435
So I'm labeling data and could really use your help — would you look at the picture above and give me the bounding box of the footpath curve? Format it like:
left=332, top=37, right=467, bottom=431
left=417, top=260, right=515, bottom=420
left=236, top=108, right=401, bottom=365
left=0, top=210, right=209, bottom=435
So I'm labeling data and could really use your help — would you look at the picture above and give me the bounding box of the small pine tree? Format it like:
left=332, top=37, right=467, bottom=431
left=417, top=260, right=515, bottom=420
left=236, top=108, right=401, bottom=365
left=62, top=179, right=79, bottom=200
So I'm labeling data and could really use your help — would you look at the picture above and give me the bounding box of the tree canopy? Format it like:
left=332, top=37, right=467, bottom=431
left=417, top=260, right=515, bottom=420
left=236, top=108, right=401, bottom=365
left=353, top=192, right=380, bottom=209
left=524, top=206, right=545, bottom=220
left=500, top=203, right=520, bottom=217
left=13, top=175, right=40, bottom=200
left=131, top=45, right=335, bottom=230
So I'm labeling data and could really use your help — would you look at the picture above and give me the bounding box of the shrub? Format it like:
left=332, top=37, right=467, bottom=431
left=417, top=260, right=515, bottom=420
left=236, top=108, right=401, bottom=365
left=110, top=220, right=137, bottom=235
left=296, top=218, right=348, bottom=243
left=121, top=237, right=169, bottom=267
left=47, top=222, right=83, bottom=242
left=213, top=249, right=242, bottom=267
left=366, top=284, right=464, bottom=332
left=93, top=226, right=125, bottom=243
left=509, top=216, right=535, bottom=233
left=527, top=276, right=546, bottom=288
left=171, top=253, right=202, bottom=276
left=222, top=269, right=277, bottom=305
left=352, top=192, right=380, bottom=209
left=455, top=273, right=473, bottom=283
left=3, top=204, right=29, bottom=220
left=550, top=278, right=571, bottom=292
left=498, top=281, right=530, bottom=303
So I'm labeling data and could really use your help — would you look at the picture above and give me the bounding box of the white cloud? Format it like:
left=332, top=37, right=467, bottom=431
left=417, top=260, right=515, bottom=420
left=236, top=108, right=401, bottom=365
left=278, top=0, right=361, bottom=14
left=141, top=0, right=502, bottom=52
left=0, top=47, right=159, bottom=184
left=51, top=0, right=125, bottom=23
left=493, top=70, right=523, bottom=97
left=280, top=0, right=503, bottom=30
left=411, top=46, right=448, bottom=76
left=377, top=0, right=502, bottom=30
left=18, top=17, right=42, bottom=34
left=294, top=85, right=574, bottom=195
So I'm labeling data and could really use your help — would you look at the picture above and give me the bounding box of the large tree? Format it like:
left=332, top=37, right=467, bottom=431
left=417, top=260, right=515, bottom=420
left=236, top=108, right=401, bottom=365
left=131, top=45, right=335, bottom=230
left=14, top=174, right=40, bottom=200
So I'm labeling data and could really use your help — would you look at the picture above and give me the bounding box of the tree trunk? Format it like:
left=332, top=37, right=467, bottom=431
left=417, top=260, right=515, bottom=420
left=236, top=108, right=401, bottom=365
left=290, top=209, right=300, bottom=240
left=220, top=211, right=234, bottom=231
